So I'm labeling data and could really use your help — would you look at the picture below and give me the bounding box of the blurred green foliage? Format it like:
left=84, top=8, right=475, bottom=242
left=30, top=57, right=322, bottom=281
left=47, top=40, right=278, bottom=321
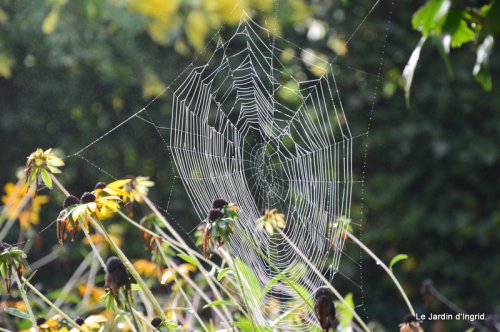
left=0, top=0, right=498, bottom=331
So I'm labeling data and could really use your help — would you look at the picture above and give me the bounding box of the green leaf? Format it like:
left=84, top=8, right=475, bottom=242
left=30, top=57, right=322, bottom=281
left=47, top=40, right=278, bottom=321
left=403, top=35, right=427, bottom=107
left=177, top=254, right=200, bottom=268
left=439, top=10, right=474, bottom=50
left=130, top=283, right=141, bottom=291
left=473, top=35, right=494, bottom=91
left=203, top=300, right=237, bottom=309
left=234, top=258, right=261, bottom=300
left=261, top=274, right=281, bottom=300
left=4, top=307, right=31, bottom=320
left=450, top=19, right=475, bottom=48
left=336, top=293, right=354, bottom=328
left=0, top=263, right=7, bottom=279
left=40, top=168, right=53, bottom=189
left=389, top=254, right=408, bottom=271
left=99, top=291, right=116, bottom=313
left=234, top=320, right=272, bottom=332
left=412, top=0, right=451, bottom=36
left=218, top=220, right=228, bottom=231
left=217, top=267, right=232, bottom=280
left=281, top=280, right=313, bottom=308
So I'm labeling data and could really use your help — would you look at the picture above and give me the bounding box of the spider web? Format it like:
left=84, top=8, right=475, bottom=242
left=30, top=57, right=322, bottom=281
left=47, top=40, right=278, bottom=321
left=66, top=1, right=391, bottom=330
left=170, top=13, right=355, bottom=329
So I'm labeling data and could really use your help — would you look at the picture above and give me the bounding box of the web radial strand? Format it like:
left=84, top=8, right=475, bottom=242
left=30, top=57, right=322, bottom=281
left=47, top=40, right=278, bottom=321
left=170, top=14, right=353, bottom=330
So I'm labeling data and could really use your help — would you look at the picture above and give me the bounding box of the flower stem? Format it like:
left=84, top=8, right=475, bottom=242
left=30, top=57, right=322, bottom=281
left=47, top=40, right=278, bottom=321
left=50, top=173, right=70, bottom=197
left=88, top=216, right=168, bottom=321
left=23, top=278, right=86, bottom=332
left=345, top=230, right=415, bottom=315
left=276, top=228, right=371, bottom=331
left=78, top=219, right=107, bottom=269
left=140, top=194, right=187, bottom=246
left=162, top=251, right=209, bottom=332
left=222, top=244, right=257, bottom=332
left=13, top=272, right=38, bottom=331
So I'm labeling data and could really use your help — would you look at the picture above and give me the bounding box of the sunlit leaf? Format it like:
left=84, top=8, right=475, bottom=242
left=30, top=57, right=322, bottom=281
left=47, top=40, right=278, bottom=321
left=40, top=168, right=53, bottom=189
left=403, top=35, right=427, bottom=107
left=439, top=10, right=474, bottom=51
left=203, top=300, right=238, bottom=309
left=261, top=274, right=281, bottom=300
left=450, top=19, right=475, bottom=48
left=4, top=307, right=30, bottom=320
left=281, top=280, right=313, bottom=308
left=336, top=293, right=354, bottom=328
left=235, top=258, right=261, bottom=302
left=412, top=0, right=451, bottom=36
left=473, top=35, right=494, bottom=91
left=217, top=267, right=232, bottom=280
left=389, top=254, right=408, bottom=271
left=177, top=254, right=199, bottom=268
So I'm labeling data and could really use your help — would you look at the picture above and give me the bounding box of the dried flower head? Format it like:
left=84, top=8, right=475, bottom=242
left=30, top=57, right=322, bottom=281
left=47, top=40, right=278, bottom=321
left=212, top=198, right=229, bottom=209
left=208, top=209, right=225, bottom=221
left=56, top=195, right=80, bottom=244
left=104, top=256, right=132, bottom=308
left=314, top=286, right=336, bottom=332
left=399, top=314, right=423, bottom=332
left=151, top=317, right=162, bottom=328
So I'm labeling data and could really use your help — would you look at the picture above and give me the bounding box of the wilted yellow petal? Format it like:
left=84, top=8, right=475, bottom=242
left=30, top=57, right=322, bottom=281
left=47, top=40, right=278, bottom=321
left=265, top=223, right=274, bottom=235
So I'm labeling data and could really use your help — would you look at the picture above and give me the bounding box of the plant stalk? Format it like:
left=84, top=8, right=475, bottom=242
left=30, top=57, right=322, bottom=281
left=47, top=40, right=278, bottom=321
left=13, top=272, right=38, bottom=331
left=346, top=230, right=415, bottom=315
left=24, top=278, right=86, bottom=332
left=88, top=216, right=168, bottom=321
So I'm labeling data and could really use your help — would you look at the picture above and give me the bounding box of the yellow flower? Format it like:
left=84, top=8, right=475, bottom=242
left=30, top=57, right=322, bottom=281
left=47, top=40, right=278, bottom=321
left=92, top=179, right=131, bottom=199
left=81, top=233, right=122, bottom=248
left=57, top=193, right=121, bottom=244
left=78, top=283, right=105, bottom=305
left=69, top=314, right=108, bottom=331
left=25, top=148, right=64, bottom=192
left=256, top=208, right=286, bottom=235
left=160, top=263, right=197, bottom=284
left=71, top=193, right=121, bottom=222
left=122, top=175, right=154, bottom=204
left=2, top=182, right=49, bottom=229
left=133, top=258, right=160, bottom=278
